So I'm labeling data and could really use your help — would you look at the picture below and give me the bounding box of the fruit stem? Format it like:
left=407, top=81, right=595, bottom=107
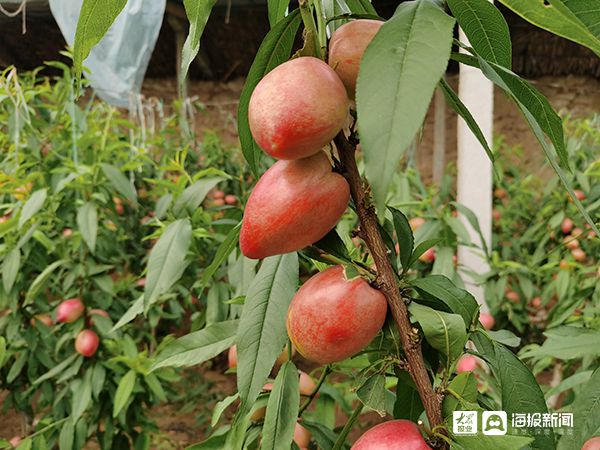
left=299, top=365, right=332, bottom=416
left=299, top=0, right=324, bottom=60
left=334, top=132, right=446, bottom=448
left=331, top=402, right=364, bottom=450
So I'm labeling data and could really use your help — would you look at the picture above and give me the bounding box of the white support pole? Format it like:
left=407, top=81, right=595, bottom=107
left=456, top=29, right=493, bottom=311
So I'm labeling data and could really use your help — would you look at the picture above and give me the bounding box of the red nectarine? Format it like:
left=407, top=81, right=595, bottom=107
left=351, top=420, right=431, bottom=450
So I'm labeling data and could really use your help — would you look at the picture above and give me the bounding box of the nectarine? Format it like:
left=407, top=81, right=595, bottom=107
left=351, top=420, right=431, bottom=450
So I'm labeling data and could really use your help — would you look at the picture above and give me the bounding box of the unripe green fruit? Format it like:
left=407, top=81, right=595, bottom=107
left=286, top=266, right=387, bottom=364
left=75, top=329, right=99, bottom=357
left=328, top=19, right=383, bottom=99
left=248, top=57, right=349, bottom=160
left=240, top=152, right=349, bottom=259
left=351, top=420, right=431, bottom=450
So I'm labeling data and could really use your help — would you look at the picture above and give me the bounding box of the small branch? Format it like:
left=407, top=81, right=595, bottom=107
left=334, top=132, right=446, bottom=447
left=299, top=365, right=332, bottom=416
left=331, top=402, right=364, bottom=450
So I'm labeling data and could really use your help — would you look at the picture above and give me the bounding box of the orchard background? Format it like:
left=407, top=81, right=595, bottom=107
left=0, top=1, right=599, bottom=450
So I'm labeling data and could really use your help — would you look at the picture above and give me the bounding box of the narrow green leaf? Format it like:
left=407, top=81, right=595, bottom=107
left=100, top=163, right=138, bottom=204
left=15, top=438, right=32, bottom=450
left=394, top=382, right=424, bottom=422
left=447, top=0, right=511, bottom=67
left=472, top=332, right=555, bottom=450
left=0, top=337, right=6, bottom=370
left=357, top=0, right=455, bottom=213
left=77, top=202, right=98, bottom=253
left=268, top=0, right=291, bottom=27
left=450, top=201, right=490, bottom=257
left=33, top=354, right=79, bottom=385
left=409, top=302, right=467, bottom=362
left=2, top=248, right=20, bottom=293
left=173, top=177, right=224, bottom=217
left=72, top=370, right=92, bottom=422
left=180, top=0, right=217, bottom=95
left=211, top=393, right=240, bottom=427
left=497, top=0, right=600, bottom=57
left=110, top=295, right=143, bottom=332
left=441, top=371, right=477, bottom=418
left=73, top=0, right=128, bottom=82
left=199, top=223, right=241, bottom=288
left=238, top=10, right=302, bottom=175
left=24, top=260, right=66, bottom=306
left=408, top=238, right=442, bottom=269
left=439, top=79, right=494, bottom=166
left=237, top=253, right=299, bottom=416
left=262, top=361, right=300, bottom=450
left=7, top=351, right=28, bottom=383
left=58, top=419, right=74, bottom=450
left=411, top=275, right=479, bottom=329
left=151, top=320, right=239, bottom=370
left=357, top=373, right=387, bottom=415
left=345, top=0, right=378, bottom=16
left=144, top=219, right=192, bottom=311
left=113, top=369, right=136, bottom=418
left=388, top=207, right=413, bottom=271
left=19, top=188, right=47, bottom=228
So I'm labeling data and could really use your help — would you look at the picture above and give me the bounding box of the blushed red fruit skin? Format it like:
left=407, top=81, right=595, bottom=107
left=299, top=371, right=317, bottom=396
left=286, top=266, right=387, bottom=364
left=75, top=330, right=99, bottom=357
left=561, top=218, right=574, bottom=234
left=351, top=420, right=431, bottom=450
left=457, top=355, right=478, bottom=373
left=328, top=19, right=384, bottom=100
left=240, top=152, right=350, bottom=259
left=294, top=422, right=311, bottom=448
left=56, top=298, right=85, bottom=323
left=228, top=345, right=237, bottom=369
left=479, top=312, right=495, bottom=330
left=248, top=57, right=349, bottom=160
left=582, top=436, right=600, bottom=450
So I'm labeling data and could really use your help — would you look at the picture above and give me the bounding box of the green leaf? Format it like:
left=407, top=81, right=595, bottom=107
left=472, top=332, right=555, bottom=450
left=409, top=302, right=467, bottom=362
left=357, top=373, right=387, bottom=416
left=144, top=219, right=192, bottom=311
left=113, top=369, right=136, bottom=418
left=173, top=178, right=224, bottom=217
left=487, top=329, right=520, bottom=348
left=268, top=0, right=290, bottom=27
left=7, top=351, right=28, bottom=383
left=0, top=337, right=6, bottom=370
left=521, top=327, right=600, bottom=360
left=408, top=238, right=442, bottom=268
left=357, top=0, right=455, bottom=213
left=186, top=429, right=229, bottom=450
left=451, top=432, right=534, bottom=450
left=393, top=381, right=423, bottom=422
left=180, top=0, right=217, bottom=95
left=33, top=354, right=79, bottom=385
left=2, top=248, right=20, bottom=293
left=58, top=419, right=74, bottom=450
left=110, top=295, right=143, bottom=332
left=77, top=202, right=98, bottom=253
left=450, top=201, right=490, bottom=256
left=15, top=438, right=32, bottom=450
left=237, top=253, right=298, bottom=416
left=24, top=260, right=66, bottom=306
left=310, top=228, right=352, bottom=262
left=447, top=0, right=511, bottom=67
left=19, top=188, right=47, bottom=228
left=545, top=370, right=593, bottom=399
left=442, top=372, right=478, bottom=418
left=211, top=393, right=240, bottom=427
left=411, top=275, right=479, bottom=328
left=100, top=163, right=138, bottom=204
left=262, top=361, right=300, bottom=450
left=73, top=0, right=128, bottom=82
left=151, top=320, right=239, bottom=370
left=199, top=223, right=241, bottom=288
left=439, top=79, right=494, bottom=166
left=345, top=0, right=378, bottom=15
left=388, top=207, right=413, bottom=271
left=238, top=10, right=302, bottom=175
left=300, top=421, right=344, bottom=450
left=71, top=370, right=92, bottom=422
left=497, top=0, right=600, bottom=57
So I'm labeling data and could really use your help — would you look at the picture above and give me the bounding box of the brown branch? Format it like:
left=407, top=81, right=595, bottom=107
left=334, top=132, right=446, bottom=447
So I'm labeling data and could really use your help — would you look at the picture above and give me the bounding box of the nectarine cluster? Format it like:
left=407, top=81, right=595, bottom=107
left=242, top=20, right=383, bottom=259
